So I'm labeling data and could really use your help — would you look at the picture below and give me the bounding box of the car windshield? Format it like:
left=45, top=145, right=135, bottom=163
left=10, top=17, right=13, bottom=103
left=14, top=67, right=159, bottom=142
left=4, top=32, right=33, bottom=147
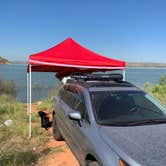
left=90, top=90, right=166, bottom=126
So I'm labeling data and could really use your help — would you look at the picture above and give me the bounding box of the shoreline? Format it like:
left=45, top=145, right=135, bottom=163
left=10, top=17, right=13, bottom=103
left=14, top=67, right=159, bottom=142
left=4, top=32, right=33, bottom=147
left=5, top=61, right=166, bottom=68
left=127, top=67, right=166, bottom=69
left=1, top=63, right=166, bottom=68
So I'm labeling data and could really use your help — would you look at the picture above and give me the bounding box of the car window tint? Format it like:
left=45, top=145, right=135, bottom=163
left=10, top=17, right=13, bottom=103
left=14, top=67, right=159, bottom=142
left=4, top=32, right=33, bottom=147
left=133, top=94, right=161, bottom=113
left=91, top=90, right=166, bottom=124
left=59, top=88, right=75, bottom=109
left=74, top=95, right=90, bottom=123
left=59, top=87, right=89, bottom=123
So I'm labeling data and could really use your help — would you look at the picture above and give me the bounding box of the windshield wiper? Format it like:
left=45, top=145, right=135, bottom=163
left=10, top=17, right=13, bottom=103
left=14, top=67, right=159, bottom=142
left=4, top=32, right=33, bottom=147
left=100, top=119, right=166, bottom=126
left=125, top=119, right=166, bottom=126
left=99, top=121, right=129, bottom=126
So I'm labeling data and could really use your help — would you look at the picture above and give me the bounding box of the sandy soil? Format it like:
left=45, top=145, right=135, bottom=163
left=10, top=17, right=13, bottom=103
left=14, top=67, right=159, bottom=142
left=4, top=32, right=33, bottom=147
left=37, top=134, right=79, bottom=166
left=32, top=103, right=79, bottom=166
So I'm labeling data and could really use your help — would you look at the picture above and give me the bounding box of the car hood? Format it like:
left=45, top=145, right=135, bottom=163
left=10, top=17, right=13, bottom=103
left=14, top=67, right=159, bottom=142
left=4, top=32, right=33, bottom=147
left=99, top=124, right=166, bottom=166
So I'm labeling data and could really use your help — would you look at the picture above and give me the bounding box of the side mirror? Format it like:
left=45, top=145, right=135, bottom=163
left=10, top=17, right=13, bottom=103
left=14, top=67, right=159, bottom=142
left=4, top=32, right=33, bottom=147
left=68, top=111, right=82, bottom=121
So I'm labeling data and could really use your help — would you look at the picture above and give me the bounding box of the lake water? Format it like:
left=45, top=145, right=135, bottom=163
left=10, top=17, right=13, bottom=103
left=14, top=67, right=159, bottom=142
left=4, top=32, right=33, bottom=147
left=0, top=64, right=166, bottom=102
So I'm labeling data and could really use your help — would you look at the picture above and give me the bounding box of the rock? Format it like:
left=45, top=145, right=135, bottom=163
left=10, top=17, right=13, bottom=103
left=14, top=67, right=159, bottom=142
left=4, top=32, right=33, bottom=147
left=37, top=101, right=42, bottom=105
left=4, top=119, right=13, bottom=126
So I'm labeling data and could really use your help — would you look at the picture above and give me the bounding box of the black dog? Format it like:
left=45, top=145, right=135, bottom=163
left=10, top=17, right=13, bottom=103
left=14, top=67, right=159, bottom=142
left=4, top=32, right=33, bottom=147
left=38, top=111, right=52, bottom=130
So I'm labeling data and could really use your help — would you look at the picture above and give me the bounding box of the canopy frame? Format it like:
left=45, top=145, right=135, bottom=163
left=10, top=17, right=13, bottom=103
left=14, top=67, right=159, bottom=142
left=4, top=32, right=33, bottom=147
left=27, top=65, right=126, bottom=138
left=27, top=37, right=126, bottom=138
left=27, top=65, right=32, bottom=138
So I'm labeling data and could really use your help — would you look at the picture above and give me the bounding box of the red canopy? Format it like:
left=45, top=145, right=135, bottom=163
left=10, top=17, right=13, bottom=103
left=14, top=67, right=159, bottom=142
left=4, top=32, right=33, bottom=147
left=28, top=38, right=126, bottom=78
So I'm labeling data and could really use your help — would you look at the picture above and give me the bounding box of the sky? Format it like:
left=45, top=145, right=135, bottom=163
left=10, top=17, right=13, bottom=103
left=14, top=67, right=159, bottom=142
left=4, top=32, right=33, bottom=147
left=0, top=0, right=166, bottom=62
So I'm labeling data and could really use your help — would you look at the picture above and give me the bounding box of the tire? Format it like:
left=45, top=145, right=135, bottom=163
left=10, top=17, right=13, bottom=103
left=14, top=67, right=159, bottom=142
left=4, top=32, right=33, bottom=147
left=52, top=116, right=63, bottom=141
left=88, top=161, right=100, bottom=166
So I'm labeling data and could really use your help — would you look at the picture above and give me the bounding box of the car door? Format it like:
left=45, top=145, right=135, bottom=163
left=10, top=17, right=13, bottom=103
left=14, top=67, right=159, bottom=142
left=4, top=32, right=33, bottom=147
left=55, top=87, right=76, bottom=145
left=57, top=85, right=91, bottom=163
left=65, top=88, right=91, bottom=163
left=56, top=86, right=83, bottom=154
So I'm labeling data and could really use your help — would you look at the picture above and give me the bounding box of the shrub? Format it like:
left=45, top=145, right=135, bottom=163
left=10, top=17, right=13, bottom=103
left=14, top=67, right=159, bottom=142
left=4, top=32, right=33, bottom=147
left=0, top=79, right=16, bottom=96
left=144, top=76, right=166, bottom=105
left=159, top=76, right=166, bottom=85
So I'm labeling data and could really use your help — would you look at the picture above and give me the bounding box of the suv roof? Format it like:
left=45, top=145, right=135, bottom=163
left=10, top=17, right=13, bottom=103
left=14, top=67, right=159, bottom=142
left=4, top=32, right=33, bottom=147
left=65, top=73, right=136, bottom=89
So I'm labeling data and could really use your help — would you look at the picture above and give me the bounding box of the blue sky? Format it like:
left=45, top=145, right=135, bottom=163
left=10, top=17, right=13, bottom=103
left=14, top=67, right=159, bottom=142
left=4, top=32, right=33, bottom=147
left=0, top=0, right=166, bottom=62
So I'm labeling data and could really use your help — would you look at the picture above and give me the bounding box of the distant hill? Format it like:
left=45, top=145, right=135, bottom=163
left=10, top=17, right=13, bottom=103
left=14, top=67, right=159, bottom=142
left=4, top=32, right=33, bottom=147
left=0, top=56, right=9, bottom=64
left=11, top=60, right=27, bottom=64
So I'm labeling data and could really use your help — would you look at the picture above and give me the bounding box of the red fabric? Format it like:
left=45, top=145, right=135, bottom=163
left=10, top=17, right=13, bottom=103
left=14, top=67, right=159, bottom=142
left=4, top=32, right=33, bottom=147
left=28, top=38, right=126, bottom=78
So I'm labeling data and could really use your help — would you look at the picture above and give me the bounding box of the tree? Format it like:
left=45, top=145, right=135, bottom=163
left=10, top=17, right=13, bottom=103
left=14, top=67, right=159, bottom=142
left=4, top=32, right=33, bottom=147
left=159, top=76, right=166, bottom=85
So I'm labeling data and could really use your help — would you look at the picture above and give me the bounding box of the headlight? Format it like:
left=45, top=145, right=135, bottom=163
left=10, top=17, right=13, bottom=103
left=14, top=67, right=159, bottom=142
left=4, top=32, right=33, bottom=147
left=119, top=159, right=130, bottom=166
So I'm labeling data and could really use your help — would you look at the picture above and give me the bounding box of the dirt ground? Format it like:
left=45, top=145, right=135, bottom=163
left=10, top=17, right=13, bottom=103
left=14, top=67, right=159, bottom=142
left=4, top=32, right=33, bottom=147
left=32, top=103, right=79, bottom=166
left=37, top=131, right=79, bottom=166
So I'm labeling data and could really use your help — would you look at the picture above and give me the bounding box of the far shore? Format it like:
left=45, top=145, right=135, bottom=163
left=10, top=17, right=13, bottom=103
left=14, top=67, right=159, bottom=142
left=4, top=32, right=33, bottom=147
left=10, top=61, right=166, bottom=68
left=127, top=62, right=166, bottom=68
left=1, top=61, right=166, bottom=68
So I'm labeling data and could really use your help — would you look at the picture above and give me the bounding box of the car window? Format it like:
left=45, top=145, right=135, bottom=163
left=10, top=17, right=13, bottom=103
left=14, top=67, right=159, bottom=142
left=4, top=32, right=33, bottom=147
left=59, top=87, right=89, bottom=123
left=90, top=90, right=166, bottom=125
left=59, top=88, right=76, bottom=109
left=133, top=94, right=161, bottom=113
left=74, top=95, right=90, bottom=123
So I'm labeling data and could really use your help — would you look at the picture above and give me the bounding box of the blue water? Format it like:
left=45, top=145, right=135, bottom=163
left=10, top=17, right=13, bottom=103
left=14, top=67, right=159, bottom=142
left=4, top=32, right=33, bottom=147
left=0, top=64, right=166, bottom=102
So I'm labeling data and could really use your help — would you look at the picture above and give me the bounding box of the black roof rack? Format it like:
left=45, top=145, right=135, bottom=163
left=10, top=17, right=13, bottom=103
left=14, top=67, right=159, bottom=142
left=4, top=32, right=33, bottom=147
left=69, top=73, right=123, bottom=82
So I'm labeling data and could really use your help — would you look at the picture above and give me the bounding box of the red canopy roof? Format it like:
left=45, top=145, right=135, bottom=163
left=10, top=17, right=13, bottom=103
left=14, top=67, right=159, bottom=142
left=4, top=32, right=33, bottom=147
left=28, top=38, right=126, bottom=78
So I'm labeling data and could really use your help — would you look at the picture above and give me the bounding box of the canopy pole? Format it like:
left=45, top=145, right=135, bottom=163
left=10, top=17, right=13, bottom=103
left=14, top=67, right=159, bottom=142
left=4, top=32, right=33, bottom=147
left=122, top=69, right=126, bottom=81
left=28, top=65, right=32, bottom=138
left=27, top=72, right=29, bottom=115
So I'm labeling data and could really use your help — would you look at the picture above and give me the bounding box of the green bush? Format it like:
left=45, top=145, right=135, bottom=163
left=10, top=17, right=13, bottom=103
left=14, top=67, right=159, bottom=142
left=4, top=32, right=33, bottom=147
left=159, top=76, right=166, bottom=85
left=0, top=79, right=16, bottom=96
left=144, top=76, right=166, bottom=105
